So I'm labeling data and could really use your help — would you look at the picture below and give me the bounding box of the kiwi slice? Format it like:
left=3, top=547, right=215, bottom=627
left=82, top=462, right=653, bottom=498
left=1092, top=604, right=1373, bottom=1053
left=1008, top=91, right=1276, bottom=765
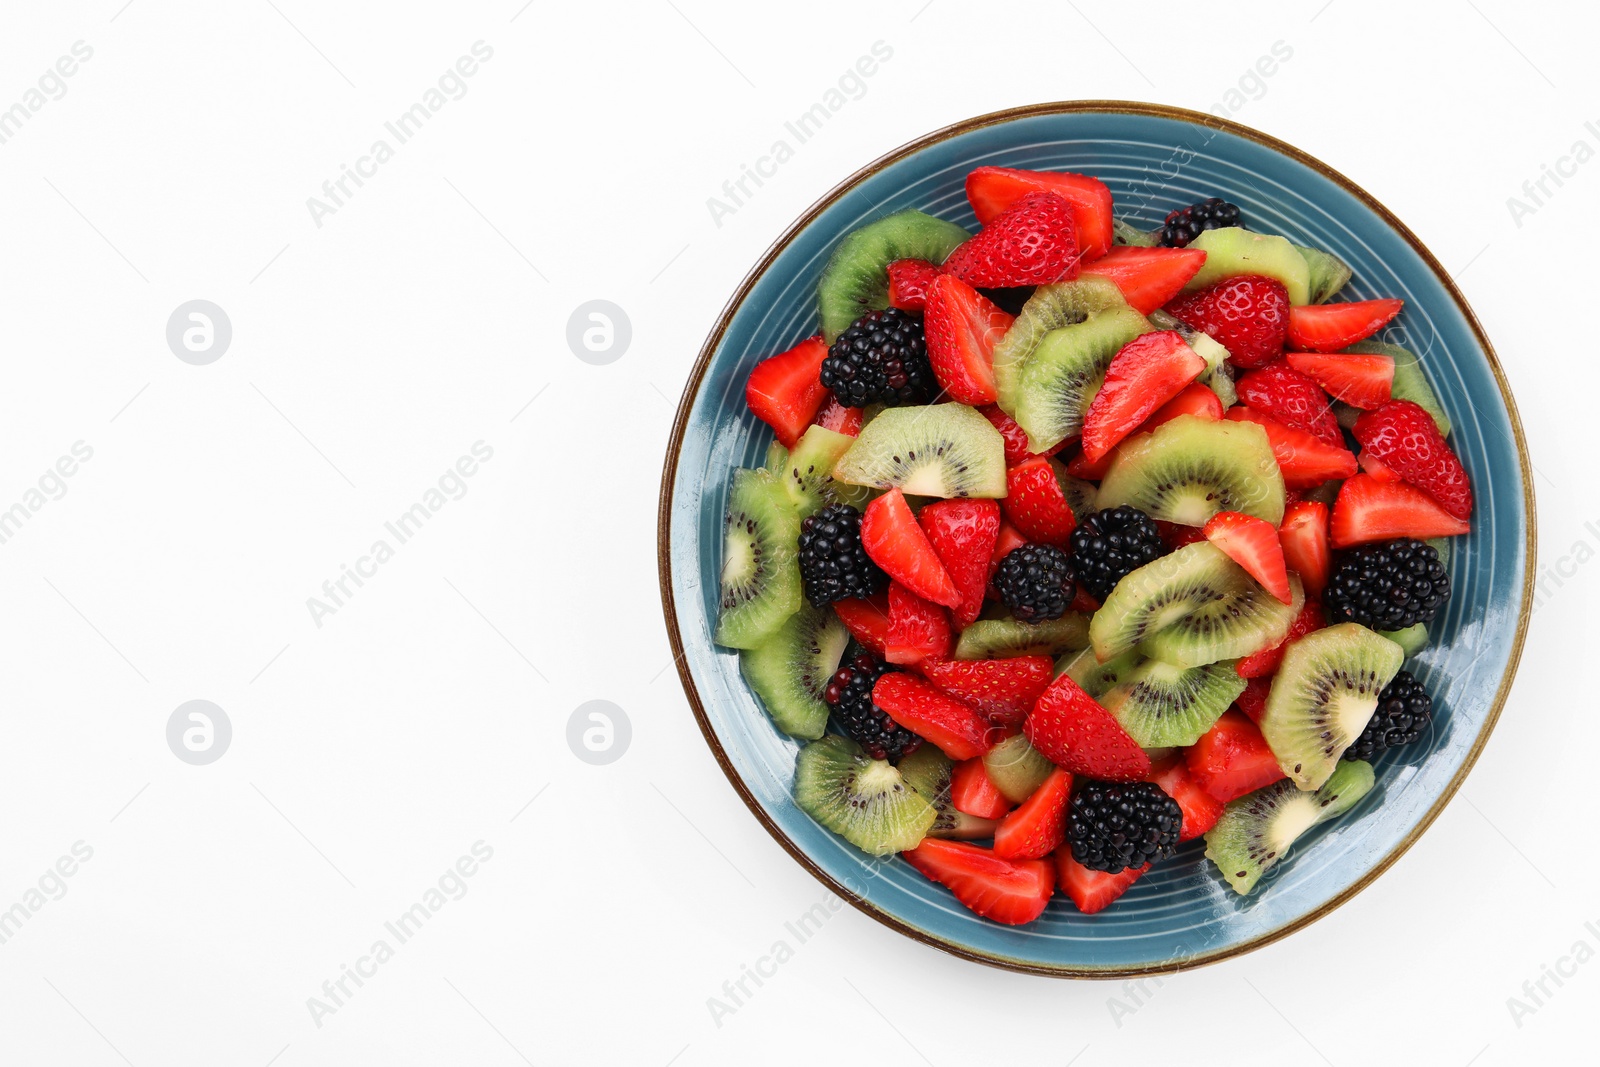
left=1149, top=309, right=1237, bottom=408
left=833, top=404, right=1006, bottom=498
left=1295, top=243, right=1353, bottom=304
left=1058, top=473, right=1099, bottom=522
left=991, top=276, right=1133, bottom=415
left=954, top=614, right=1090, bottom=660
left=1347, top=340, right=1452, bottom=436
left=1183, top=227, right=1313, bottom=305
left=794, top=735, right=937, bottom=856
left=739, top=605, right=849, bottom=740
left=1097, top=415, right=1286, bottom=527
left=777, top=424, right=872, bottom=517
left=1113, top=218, right=1157, bottom=247
left=898, top=746, right=1001, bottom=839
left=982, top=734, right=1055, bottom=805
left=1101, top=658, right=1248, bottom=747
left=1055, top=645, right=1142, bottom=696
left=1379, top=623, right=1429, bottom=658
left=817, top=210, right=971, bottom=342
left=763, top=439, right=789, bottom=473
left=1204, top=758, right=1375, bottom=894
left=1140, top=572, right=1304, bottom=668
left=1012, top=303, right=1153, bottom=453
left=714, top=468, right=803, bottom=650
left=1260, top=622, right=1404, bottom=790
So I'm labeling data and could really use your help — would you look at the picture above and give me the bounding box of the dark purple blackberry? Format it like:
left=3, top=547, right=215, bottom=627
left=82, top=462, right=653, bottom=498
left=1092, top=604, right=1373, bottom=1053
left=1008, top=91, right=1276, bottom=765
left=993, top=543, right=1076, bottom=623
left=796, top=504, right=884, bottom=607
left=1345, top=670, right=1431, bottom=762
left=819, top=307, right=935, bottom=407
left=1068, top=505, right=1168, bottom=601
left=823, top=654, right=921, bottom=764
left=1158, top=197, right=1242, bottom=248
left=1324, top=538, right=1450, bottom=631
left=1067, top=779, right=1183, bottom=874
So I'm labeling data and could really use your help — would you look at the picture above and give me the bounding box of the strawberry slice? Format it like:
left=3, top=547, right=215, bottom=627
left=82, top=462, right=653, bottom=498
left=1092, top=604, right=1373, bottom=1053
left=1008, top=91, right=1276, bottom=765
left=873, top=672, right=993, bottom=760
left=1156, top=519, right=1209, bottom=551
left=964, top=166, right=1114, bottom=257
left=1083, top=245, right=1208, bottom=314
left=884, top=582, right=952, bottom=666
left=918, top=498, right=1001, bottom=630
left=1235, top=363, right=1341, bottom=445
left=1235, top=598, right=1324, bottom=678
left=1330, top=473, right=1470, bottom=548
left=905, top=839, right=1055, bottom=925
left=993, top=767, right=1073, bottom=860
left=1278, top=500, right=1332, bottom=597
left=988, top=520, right=1029, bottom=580
left=1146, top=755, right=1223, bottom=841
left=832, top=595, right=890, bottom=655
left=1352, top=399, right=1473, bottom=520
left=886, top=258, right=941, bottom=311
left=1054, top=848, right=1146, bottom=914
left=1203, top=510, right=1292, bottom=604
left=860, top=489, right=962, bottom=608
left=1234, top=676, right=1270, bottom=724
left=1146, top=381, right=1225, bottom=430
left=745, top=336, right=829, bottom=447
left=942, top=192, right=1082, bottom=288
left=1165, top=274, right=1289, bottom=369
left=979, top=404, right=1068, bottom=466
left=1225, top=407, right=1357, bottom=488
left=1286, top=298, right=1404, bottom=352
left=1285, top=351, right=1394, bottom=409
left=952, top=757, right=1013, bottom=820
left=920, top=656, right=1054, bottom=727
left=1360, top=450, right=1400, bottom=481
left=812, top=397, right=863, bottom=436
left=1003, top=457, right=1077, bottom=546
left=1081, top=331, right=1207, bottom=463
left=923, top=274, right=1013, bottom=404
left=1025, top=674, right=1150, bottom=781
left=1186, top=710, right=1287, bottom=803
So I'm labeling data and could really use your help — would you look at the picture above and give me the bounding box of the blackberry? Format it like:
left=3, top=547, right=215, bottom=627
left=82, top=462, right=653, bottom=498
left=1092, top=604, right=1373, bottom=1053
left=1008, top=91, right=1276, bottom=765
left=1159, top=196, right=1242, bottom=248
left=1068, top=505, right=1168, bottom=601
left=993, top=543, right=1076, bottom=623
left=1067, top=779, right=1183, bottom=874
left=796, top=504, right=884, bottom=607
left=1324, top=538, right=1450, bottom=630
left=819, top=307, right=935, bottom=408
left=1345, top=670, right=1432, bottom=762
left=823, top=654, right=921, bottom=764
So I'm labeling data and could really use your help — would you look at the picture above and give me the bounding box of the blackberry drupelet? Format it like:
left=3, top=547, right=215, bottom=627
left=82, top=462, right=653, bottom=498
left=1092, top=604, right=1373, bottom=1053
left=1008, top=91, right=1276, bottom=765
left=1345, top=670, right=1432, bottom=762
left=796, top=504, right=884, bottom=607
left=823, top=654, right=921, bottom=764
left=993, top=543, right=1077, bottom=623
left=1324, top=538, right=1450, bottom=630
left=1158, top=196, right=1242, bottom=248
left=819, top=307, right=935, bottom=408
left=1068, top=505, right=1168, bottom=601
left=1067, top=779, right=1183, bottom=874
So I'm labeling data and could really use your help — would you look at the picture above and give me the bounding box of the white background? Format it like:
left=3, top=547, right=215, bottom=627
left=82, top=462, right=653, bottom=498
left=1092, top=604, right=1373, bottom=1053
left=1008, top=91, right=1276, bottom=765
left=0, top=1, right=1594, bottom=1064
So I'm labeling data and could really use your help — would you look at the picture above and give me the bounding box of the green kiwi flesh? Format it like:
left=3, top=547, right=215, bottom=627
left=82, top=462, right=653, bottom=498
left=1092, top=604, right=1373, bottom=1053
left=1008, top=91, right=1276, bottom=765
left=1101, top=658, right=1248, bottom=747
left=954, top=614, right=1090, bottom=660
left=1140, top=572, right=1305, bottom=668
left=1182, top=227, right=1313, bottom=305
left=1346, top=340, right=1452, bottom=436
left=1097, top=414, right=1286, bottom=527
left=991, top=276, right=1135, bottom=417
left=777, top=424, right=872, bottom=517
left=1112, top=218, right=1157, bottom=247
left=982, top=734, right=1055, bottom=805
left=1296, top=243, right=1353, bottom=303
left=833, top=404, right=1006, bottom=498
left=1204, top=758, right=1375, bottom=894
left=1379, top=623, right=1429, bottom=658
left=739, top=604, right=849, bottom=740
left=817, top=210, right=971, bottom=341
left=1058, top=473, right=1099, bottom=522
left=1055, top=645, right=1143, bottom=696
left=714, top=468, right=803, bottom=649
left=793, top=735, right=937, bottom=855
left=1011, top=304, right=1153, bottom=453
left=1091, top=542, right=1237, bottom=662
left=898, top=747, right=1001, bottom=839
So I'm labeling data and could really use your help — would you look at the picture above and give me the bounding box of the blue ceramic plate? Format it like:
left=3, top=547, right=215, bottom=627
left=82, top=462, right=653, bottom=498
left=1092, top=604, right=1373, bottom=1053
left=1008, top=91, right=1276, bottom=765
left=658, top=103, right=1534, bottom=976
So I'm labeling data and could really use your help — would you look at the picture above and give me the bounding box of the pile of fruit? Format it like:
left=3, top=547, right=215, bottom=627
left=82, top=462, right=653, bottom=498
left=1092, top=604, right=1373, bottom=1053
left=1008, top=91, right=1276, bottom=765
left=716, top=164, right=1469, bottom=924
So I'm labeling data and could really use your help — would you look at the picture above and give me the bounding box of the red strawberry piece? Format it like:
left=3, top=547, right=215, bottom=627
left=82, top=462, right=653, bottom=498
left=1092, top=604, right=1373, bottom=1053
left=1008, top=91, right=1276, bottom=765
left=1286, top=298, right=1404, bottom=352
left=904, top=839, right=1055, bottom=925
left=964, top=166, right=1114, bottom=257
left=994, top=767, right=1073, bottom=860
left=884, top=581, right=952, bottom=666
left=886, top=258, right=941, bottom=311
left=1186, top=710, right=1286, bottom=803
left=1025, top=674, right=1150, bottom=781
left=1064, top=443, right=1112, bottom=481
left=952, top=757, right=1013, bottom=820
left=942, top=192, right=1082, bottom=288
left=1070, top=587, right=1101, bottom=614
left=1234, top=676, right=1271, bottom=724
left=1278, top=500, right=1331, bottom=598
left=745, top=336, right=829, bottom=447
left=1360, top=450, right=1400, bottom=481
left=1054, top=848, right=1146, bottom=914
left=1285, top=351, right=1394, bottom=409
left=1081, top=331, right=1207, bottom=463
left=1224, top=406, right=1356, bottom=488
left=1330, top=473, right=1470, bottom=548
left=1203, top=510, right=1292, bottom=603
left=918, top=498, right=1001, bottom=630
left=1146, top=755, right=1223, bottom=841
left=920, top=656, right=1054, bottom=727
left=873, top=671, right=994, bottom=760
left=1165, top=274, right=1289, bottom=370
left=1235, top=363, right=1341, bottom=445
left=988, top=520, right=1029, bottom=581
left=1156, top=519, right=1209, bottom=551
left=812, top=396, right=863, bottom=436
left=1352, top=399, right=1473, bottom=520
left=923, top=274, right=1013, bottom=405
left=832, top=594, right=890, bottom=655
left=1236, top=598, right=1325, bottom=678
left=860, top=489, right=962, bottom=608
left=1083, top=245, right=1208, bottom=314
left=979, top=404, right=1067, bottom=466
left=1003, top=457, right=1077, bottom=546
left=1145, top=381, right=1225, bottom=431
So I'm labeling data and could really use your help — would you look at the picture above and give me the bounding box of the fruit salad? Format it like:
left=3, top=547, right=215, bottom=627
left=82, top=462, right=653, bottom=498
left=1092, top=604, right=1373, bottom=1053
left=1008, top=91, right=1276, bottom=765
left=716, top=164, right=1469, bottom=924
